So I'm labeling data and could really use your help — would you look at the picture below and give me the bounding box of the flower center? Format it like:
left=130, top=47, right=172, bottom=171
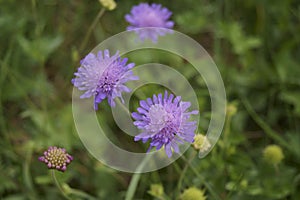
left=100, top=77, right=116, bottom=92
left=46, top=148, right=67, bottom=167
left=97, top=61, right=122, bottom=94
left=142, top=11, right=163, bottom=27
left=146, top=104, right=169, bottom=133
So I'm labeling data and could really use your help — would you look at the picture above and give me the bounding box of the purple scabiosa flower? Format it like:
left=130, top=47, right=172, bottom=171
left=125, top=3, right=174, bottom=42
left=132, top=91, right=198, bottom=157
left=39, top=146, right=73, bottom=172
left=72, top=50, right=138, bottom=110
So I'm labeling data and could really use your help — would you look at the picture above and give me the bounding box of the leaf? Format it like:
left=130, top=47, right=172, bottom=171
left=285, top=132, right=300, bottom=160
left=18, top=35, right=63, bottom=64
left=217, top=22, right=261, bottom=55
left=0, top=162, right=17, bottom=195
left=275, top=51, right=300, bottom=84
left=280, top=91, right=300, bottom=116
left=2, top=195, right=26, bottom=200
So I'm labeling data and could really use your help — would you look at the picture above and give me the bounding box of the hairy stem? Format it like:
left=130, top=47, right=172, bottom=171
left=80, top=8, right=106, bottom=53
left=51, top=170, right=71, bottom=200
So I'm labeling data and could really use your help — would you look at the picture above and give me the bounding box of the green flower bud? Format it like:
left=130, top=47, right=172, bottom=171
left=148, top=184, right=164, bottom=198
left=263, top=145, right=284, bottom=165
left=226, top=103, right=237, bottom=117
left=240, top=179, right=248, bottom=189
left=180, top=187, right=206, bottom=200
left=99, top=0, right=116, bottom=10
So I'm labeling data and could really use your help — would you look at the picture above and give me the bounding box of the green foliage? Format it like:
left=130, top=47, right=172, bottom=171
left=0, top=0, right=300, bottom=199
left=18, top=35, right=63, bottom=65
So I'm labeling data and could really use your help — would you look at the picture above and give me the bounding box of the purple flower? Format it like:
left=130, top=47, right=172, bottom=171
left=72, top=50, right=138, bottom=110
left=132, top=91, right=198, bottom=157
left=39, top=146, right=73, bottom=172
left=125, top=3, right=174, bottom=42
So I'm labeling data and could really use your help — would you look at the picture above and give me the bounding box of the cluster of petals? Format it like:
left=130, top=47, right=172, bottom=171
left=125, top=3, right=174, bottom=42
left=132, top=91, right=198, bottom=157
left=71, top=4, right=198, bottom=158
left=72, top=50, right=138, bottom=110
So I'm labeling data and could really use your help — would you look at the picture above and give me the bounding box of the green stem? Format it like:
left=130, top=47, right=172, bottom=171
left=213, top=0, right=223, bottom=64
left=8, top=70, right=38, bottom=109
left=224, top=114, right=231, bottom=139
left=292, top=174, right=300, bottom=199
left=240, top=96, right=290, bottom=150
left=177, top=151, right=196, bottom=193
left=23, top=142, right=37, bottom=199
left=79, top=8, right=106, bottom=53
left=181, top=155, right=222, bottom=200
left=68, top=187, right=98, bottom=200
left=223, top=113, right=232, bottom=153
left=51, top=170, right=72, bottom=200
left=125, top=155, right=152, bottom=200
left=0, top=41, right=13, bottom=147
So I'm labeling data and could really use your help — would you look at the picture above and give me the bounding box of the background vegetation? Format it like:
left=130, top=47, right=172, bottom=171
left=1, top=0, right=300, bottom=199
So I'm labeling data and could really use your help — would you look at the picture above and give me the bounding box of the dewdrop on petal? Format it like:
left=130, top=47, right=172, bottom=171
left=263, top=145, right=284, bottom=165
left=193, top=134, right=211, bottom=153
left=38, top=146, right=73, bottom=172
left=99, top=0, right=116, bottom=10
left=180, top=187, right=206, bottom=200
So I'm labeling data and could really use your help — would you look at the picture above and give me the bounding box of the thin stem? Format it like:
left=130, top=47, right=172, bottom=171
left=240, top=96, right=290, bottom=150
left=292, top=174, right=300, bottom=199
left=181, top=155, right=222, bottom=200
left=51, top=170, right=72, bottom=200
left=177, top=151, right=196, bottom=193
left=221, top=110, right=234, bottom=161
left=224, top=114, right=232, bottom=139
left=79, top=8, right=106, bottom=53
left=8, top=71, right=39, bottom=111
left=23, top=142, right=37, bottom=199
left=171, top=161, right=184, bottom=199
left=0, top=41, right=13, bottom=147
left=67, top=187, right=98, bottom=200
left=125, top=155, right=152, bottom=200
left=213, top=0, right=223, bottom=64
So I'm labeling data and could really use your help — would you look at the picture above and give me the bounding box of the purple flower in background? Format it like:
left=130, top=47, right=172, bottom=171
left=132, top=91, right=198, bottom=157
left=39, top=146, right=73, bottom=172
left=72, top=50, right=138, bottom=110
left=125, top=3, right=174, bottom=42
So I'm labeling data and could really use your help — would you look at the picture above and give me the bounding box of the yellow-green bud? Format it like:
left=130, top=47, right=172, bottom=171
left=148, top=184, right=164, bottom=198
left=263, top=145, right=284, bottom=165
left=193, top=134, right=211, bottom=153
left=240, top=179, right=248, bottom=189
left=226, top=103, right=237, bottom=117
left=180, top=187, right=206, bottom=200
left=99, top=0, right=116, bottom=10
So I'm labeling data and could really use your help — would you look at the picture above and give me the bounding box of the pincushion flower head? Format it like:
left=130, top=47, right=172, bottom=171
left=263, top=144, right=284, bottom=165
left=39, top=146, right=73, bottom=172
left=180, top=187, right=206, bottom=200
left=125, top=3, right=174, bottom=42
left=193, top=134, right=211, bottom=153
left=132, top=91, right=198, bottom=157
left=72, top=50, right=138, bottom=110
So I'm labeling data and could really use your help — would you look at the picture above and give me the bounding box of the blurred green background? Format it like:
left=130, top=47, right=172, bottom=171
left=1, top=0, right=300, bottom=199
